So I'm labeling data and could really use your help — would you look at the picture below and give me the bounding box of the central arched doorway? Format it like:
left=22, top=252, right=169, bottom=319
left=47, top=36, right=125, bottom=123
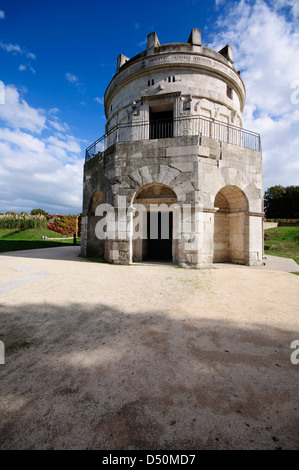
left=132, top=183, right=178, bottom=262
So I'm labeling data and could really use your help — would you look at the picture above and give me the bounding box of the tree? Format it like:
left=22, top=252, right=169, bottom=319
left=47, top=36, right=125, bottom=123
left=30, top=208, right=49, bottom=216
left=264, top=185, right=299, bottom=218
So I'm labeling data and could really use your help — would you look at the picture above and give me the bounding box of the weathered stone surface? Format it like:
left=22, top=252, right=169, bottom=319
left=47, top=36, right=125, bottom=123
left=82, top=30, right=263, bottom=267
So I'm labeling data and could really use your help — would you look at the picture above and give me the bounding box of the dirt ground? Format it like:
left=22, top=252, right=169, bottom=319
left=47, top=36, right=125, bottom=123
left=0, top=246, right=298, bottom=450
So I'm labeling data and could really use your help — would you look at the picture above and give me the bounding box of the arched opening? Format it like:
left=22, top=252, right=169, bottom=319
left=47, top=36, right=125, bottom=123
left=214, top=185, right=249, bottom=264
left=132, top=183, right=178, bottom=262
left=86, top=190, right=106, bottom=257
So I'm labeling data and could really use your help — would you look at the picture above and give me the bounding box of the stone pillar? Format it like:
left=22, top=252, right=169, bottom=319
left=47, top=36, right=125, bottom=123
left=248, top=213, right=264, bottom=265
left=80, top=213, right=88, bottom=257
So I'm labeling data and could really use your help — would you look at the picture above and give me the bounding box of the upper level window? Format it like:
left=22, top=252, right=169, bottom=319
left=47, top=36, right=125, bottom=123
left=227, top=86, right=232, bottom=99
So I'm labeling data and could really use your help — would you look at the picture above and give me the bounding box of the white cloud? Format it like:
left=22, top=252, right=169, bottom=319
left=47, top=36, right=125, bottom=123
left=26, top=52, right=36, bottom=60
left=66, top=72, right=79, bottom=84
left=0, top=42, right=22, bottom=54
left=65, top=73, right=85, bottom=94
left=94, top=97, right=104, bottom=104
left=0, top=41, right=36, bottom=59
left=48, top=119, right=70, bottom=133
left=0, top=10, right=5, bottom=19
left=138, top=38, right=147, bottom=48
left=211, top=0, right=299, bottom=190
left=18, top=64, right=36, bottom=74
left=0, top=86, right=84, bottom=213
left=0, top=85, right=46, bottom=133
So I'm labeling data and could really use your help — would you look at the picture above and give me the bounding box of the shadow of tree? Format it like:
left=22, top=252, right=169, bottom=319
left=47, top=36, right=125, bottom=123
left=0, top=302, right=298, bottom=450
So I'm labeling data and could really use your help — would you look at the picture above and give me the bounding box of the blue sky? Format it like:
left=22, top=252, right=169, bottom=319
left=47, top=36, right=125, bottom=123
left=0, top=0, right=298, bottom=214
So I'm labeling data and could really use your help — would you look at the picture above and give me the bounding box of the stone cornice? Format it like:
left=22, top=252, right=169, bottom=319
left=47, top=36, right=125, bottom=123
left=141, top=92, right=181, bottom=101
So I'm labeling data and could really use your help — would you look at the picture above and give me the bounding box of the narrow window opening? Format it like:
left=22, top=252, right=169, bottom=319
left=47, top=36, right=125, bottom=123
left=148, top=80, right=150, bottom=86
left=152, top=79, right=154, bottom=85
left=172, top=76, right=175, bottom=82
left=227, top=86, right=232, bottom=99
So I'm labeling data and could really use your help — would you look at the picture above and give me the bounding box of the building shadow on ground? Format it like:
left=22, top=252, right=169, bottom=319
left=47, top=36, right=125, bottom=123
left=0, top=301, right=298, bottom=450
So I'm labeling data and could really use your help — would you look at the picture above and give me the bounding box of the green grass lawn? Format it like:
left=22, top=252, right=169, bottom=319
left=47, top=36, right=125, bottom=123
left=0, top=229, right=81, bottom=253
left=264, top=226, right=299, bottom=264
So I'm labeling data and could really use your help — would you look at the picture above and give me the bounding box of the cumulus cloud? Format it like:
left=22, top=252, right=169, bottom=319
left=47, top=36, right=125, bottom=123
left=0, top=85, right=83, bottom=213
left=0, top=85, right=46, bottom=133
left=211, top=0, right=299, bottom=190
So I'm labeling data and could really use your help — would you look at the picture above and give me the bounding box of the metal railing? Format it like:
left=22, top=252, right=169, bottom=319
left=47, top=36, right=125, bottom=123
left=85, top=115, right=261, bottom=162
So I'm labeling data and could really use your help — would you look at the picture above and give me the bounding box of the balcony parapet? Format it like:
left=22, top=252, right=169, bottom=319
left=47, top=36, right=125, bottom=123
left=85, top=115, right=261, bottom=162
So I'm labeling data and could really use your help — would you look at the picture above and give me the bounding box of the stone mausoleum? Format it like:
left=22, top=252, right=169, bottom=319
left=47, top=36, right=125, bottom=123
left=81, top=29, right=263, bottom=267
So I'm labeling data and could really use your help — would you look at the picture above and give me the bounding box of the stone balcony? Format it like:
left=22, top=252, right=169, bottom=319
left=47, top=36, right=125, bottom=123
left=85, top=115, right=261, bottom=162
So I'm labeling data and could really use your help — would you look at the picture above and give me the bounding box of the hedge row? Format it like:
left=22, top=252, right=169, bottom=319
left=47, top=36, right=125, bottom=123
left=47, top=215, right=79, bottom=236
left=0, top=214, right=48, bottom=230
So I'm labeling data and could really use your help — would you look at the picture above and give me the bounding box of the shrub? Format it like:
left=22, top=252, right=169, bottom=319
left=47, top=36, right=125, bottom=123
left=0, top=214, right=48, bottom=230
left=47, top=215, right=79, bottom=236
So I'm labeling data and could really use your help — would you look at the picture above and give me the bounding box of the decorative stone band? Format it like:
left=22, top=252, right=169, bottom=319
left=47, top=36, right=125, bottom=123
left=142, top=92, right=181, bottom=101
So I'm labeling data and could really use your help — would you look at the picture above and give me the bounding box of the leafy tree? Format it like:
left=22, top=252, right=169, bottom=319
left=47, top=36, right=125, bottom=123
left=264, top=185, right=299, bottom=218
left=30, top=208, right=49, bottom=216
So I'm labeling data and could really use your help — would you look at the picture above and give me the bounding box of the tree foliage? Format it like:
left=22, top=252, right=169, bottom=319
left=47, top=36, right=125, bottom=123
left=31, top=208, right=49, bottom=216
left=264, top=185, right=299, bottom=218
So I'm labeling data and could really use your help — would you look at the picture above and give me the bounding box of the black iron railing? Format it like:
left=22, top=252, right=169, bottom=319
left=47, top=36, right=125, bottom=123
left=149, top=119, right=173, bottom=139
left=85, top=115, right=261, bottom=162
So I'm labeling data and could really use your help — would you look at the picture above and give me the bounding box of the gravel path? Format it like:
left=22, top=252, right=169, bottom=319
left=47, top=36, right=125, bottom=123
left=0, top=246, right=298, bottom=450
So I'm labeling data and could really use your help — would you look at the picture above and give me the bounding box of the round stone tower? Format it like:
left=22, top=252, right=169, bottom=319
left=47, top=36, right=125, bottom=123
left=82, top=29, right=263, bottom=267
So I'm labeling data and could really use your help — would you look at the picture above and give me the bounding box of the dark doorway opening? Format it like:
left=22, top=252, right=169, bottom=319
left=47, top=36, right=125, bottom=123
left=145, top=212, right=173, bottom=261
left=149, top=109, right=173, bottom=139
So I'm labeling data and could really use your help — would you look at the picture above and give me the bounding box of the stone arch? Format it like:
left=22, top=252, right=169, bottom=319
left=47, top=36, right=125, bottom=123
left=214, top=185, right=249, bottom=264
left=128, top=165, right=195, bottom=204
left=131, top=182, right=179, bottom=263
left=89, top=190, right=105, bottom=213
